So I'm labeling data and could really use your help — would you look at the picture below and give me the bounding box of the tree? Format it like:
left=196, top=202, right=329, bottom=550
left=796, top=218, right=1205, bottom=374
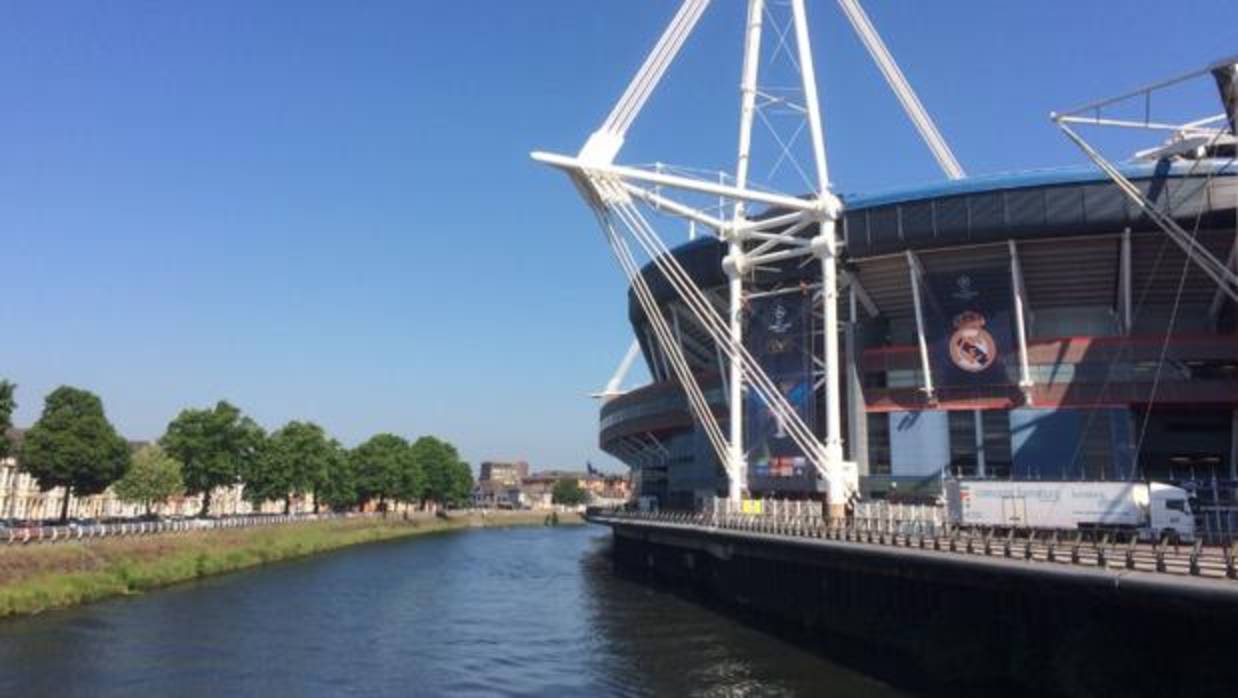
left=413, top=436, right=470, bottom=509
left=0, top=380, right=15, bottom=460
left=161, top=401, right=264, bottom=516
left=245, top=421, right=334, bottom=514
left=316, top=440, right=358, bottom=511
left=350, top=434, right=410, bottom=510
left=21, top=386, right=130, bottom=522
left=552, top=478, right=587, bottom=507
left=448, top=459, right=474, bottom=508
left=114, top=444, right=185, bottom=516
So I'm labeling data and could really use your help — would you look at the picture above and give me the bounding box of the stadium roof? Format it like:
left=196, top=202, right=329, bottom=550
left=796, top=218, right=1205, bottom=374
left=841, top=158, right=1235, bottom=210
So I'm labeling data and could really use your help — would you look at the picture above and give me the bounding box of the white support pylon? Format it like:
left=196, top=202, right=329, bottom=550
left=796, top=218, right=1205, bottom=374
left=535, top=0, right=967, bottom=515
left=724, top=0, right=766, bottom=503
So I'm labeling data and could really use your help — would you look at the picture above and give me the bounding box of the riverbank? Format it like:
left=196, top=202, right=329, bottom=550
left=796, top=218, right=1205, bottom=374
left=0, top=510, right=582, bottom=619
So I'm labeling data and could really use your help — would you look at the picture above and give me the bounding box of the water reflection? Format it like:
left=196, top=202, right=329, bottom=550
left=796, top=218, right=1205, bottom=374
left=0, top=525, right=903, bottom=697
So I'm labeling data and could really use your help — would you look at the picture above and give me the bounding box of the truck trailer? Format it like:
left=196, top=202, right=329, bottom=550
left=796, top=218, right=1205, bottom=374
left=943, top=479, right=1195, bottom=543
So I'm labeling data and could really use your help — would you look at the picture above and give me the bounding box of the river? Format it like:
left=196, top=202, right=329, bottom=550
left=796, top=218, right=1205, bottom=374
left=0, top=524, right=904, bottom=697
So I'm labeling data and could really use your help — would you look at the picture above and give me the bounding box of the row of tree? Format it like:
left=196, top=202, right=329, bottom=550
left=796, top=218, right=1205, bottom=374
left=0, top=381, right=474, bottom=522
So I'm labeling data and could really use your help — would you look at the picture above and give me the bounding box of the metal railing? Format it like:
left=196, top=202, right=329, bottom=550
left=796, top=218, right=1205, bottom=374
left=592, top=505, right=1238, bottom=582
left=1, top=511, right=386, bottom=546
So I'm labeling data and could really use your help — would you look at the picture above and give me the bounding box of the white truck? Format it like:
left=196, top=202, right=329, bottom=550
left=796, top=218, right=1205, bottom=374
left=943, top=479, right=1195, bottom=543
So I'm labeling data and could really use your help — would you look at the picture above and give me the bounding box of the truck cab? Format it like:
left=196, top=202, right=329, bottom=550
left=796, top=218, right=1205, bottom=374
left=1146, top=483, right=1195, bottom=543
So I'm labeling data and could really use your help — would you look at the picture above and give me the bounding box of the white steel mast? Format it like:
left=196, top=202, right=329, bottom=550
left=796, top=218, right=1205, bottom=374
left=535, top=0, right=965, bottom=516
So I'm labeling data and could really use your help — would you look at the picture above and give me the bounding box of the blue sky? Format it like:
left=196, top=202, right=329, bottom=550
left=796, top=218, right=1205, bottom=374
left=1, top=1, right=1232, bottom=472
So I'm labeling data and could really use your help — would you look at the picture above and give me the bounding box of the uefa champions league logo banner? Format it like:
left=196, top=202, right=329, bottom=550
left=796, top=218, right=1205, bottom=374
left=923, top=268, right=1014, bottom=387
left=744, top=293, right=818, bottom=491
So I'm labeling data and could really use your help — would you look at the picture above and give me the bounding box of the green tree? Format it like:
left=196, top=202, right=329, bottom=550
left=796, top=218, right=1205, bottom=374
left=161, top=401, right=264, bottom=516
left=21, top=386, right=130, bottom=522
left=0, top=380, right=15, bottom=460
left=245, top=421, right=334, bottom=514
left=350, top=434, right=410, bottom=510
left=448, top=459, right=474, bottom=508
left=552, top=478, right=586, bottom=507
left=316, top=440, right=358, bottom=511
left=413, top=436, right=470, bottom=509
left=114, top=444, right=185, bottom=516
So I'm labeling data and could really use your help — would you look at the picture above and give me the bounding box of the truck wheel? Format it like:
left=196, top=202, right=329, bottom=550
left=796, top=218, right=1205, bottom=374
left=1163, top=529, right=1180, bottom=546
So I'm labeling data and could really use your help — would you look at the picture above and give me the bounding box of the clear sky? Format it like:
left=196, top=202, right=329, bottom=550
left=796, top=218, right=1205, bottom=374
left=1, top=1, right=1232, bottom=473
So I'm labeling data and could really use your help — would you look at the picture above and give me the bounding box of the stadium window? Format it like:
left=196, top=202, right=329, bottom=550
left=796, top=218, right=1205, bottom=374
left=867, top=413, right=891, bottom=475
left=982, top=410, right=1012, bottom=478
left=949, top=411, right=978, bottom=477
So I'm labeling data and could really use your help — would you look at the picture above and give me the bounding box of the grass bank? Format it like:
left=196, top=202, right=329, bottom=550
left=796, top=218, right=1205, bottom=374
left=0, top=510, right=582, bottom=619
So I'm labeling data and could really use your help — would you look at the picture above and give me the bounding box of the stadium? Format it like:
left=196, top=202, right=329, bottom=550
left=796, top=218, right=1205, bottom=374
left=599, top=159, right=1238, bottom=514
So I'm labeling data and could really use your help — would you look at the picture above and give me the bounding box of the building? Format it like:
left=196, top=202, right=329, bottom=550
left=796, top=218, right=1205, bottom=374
left=471, top=465, right=633, bottom=509
left=600, top=160, right=1238, bottom=511
left=473, top=460, right=532, bottom=509
left=472, top=479, right=526, bottom=509
left=478, top=460, right=529, bottom=487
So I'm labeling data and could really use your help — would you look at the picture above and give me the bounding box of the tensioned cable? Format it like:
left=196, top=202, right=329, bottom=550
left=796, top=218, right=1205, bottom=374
left=606, top=192, right=823, bottom=458
left=597, top=179, right=842, bottom=485
left=1060, top=124, right=1238, bottom=300
left=602, top=0, right=710, bottom=138
left=594, top=207, right=732, bottom=468
left=606, top=219, right=730, bottom=462
left=605, top=225, right=731, bottom=468
left=1132, top=152, right=1237, bottom=477
left=1063, top=133, right=1233, bottom=478
left=614, top=205, right=829, bottom=473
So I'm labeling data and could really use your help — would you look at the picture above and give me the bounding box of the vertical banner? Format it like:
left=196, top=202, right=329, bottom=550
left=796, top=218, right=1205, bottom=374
left=745, top=292, right=819, bottom=492
left=923, top=268, right=1014, bottom=388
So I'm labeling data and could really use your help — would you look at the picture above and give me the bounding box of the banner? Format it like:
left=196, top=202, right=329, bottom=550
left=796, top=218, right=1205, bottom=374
left=744, top=292, right=819, bottom=492
left=923, top=268, right=1014, bottom=387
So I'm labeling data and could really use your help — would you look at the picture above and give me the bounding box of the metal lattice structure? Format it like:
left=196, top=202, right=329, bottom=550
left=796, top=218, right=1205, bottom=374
left=533, top=0, right=964, bottom=511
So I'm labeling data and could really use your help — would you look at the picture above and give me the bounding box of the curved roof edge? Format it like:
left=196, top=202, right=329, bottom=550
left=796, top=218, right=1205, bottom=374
left=841, top=159, right=1235, bottom=210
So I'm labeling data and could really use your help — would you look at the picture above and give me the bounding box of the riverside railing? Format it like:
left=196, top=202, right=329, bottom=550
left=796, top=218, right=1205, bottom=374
left=591, top=504, right=1238, bottom=582
left=2, top=511, right=387, bottom=546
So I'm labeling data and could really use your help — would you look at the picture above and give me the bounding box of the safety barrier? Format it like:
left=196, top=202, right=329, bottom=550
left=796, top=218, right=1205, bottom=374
left=594, top=508, right=1238, bottom=582
left=1, top=511, right=386, bottom=546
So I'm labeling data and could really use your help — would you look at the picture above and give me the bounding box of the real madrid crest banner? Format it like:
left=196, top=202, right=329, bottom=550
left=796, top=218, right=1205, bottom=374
left=744, top=293, right=819, bottom=492
left=923, top=268, right=1015, bottom=387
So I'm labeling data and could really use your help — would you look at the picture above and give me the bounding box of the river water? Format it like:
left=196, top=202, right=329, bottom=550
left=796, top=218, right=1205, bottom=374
left=0, top=524, right=903, bottom=697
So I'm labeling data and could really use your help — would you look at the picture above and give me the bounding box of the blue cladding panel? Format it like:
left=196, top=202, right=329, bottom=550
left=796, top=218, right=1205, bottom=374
left=890, top=410, right=949, bottom=476
left=1010, top=408, right=1081, bottom=478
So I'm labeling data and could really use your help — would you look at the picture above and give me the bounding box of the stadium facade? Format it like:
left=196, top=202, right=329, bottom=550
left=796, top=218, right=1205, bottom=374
left=600, top=161, right=1238, bottom=510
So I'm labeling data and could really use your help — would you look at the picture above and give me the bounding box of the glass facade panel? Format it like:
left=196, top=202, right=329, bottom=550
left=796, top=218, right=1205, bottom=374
left=948, top=410, right=978, bottom=477
left=981, top=410, right=1012, bottom=478
left=867, top=413, right=891, bottom=476
left=1030, top=306, right=1119, bottom=339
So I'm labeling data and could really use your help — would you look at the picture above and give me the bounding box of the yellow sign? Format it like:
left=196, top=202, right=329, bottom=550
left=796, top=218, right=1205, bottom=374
left=741, top=499, right=764, bottom=515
